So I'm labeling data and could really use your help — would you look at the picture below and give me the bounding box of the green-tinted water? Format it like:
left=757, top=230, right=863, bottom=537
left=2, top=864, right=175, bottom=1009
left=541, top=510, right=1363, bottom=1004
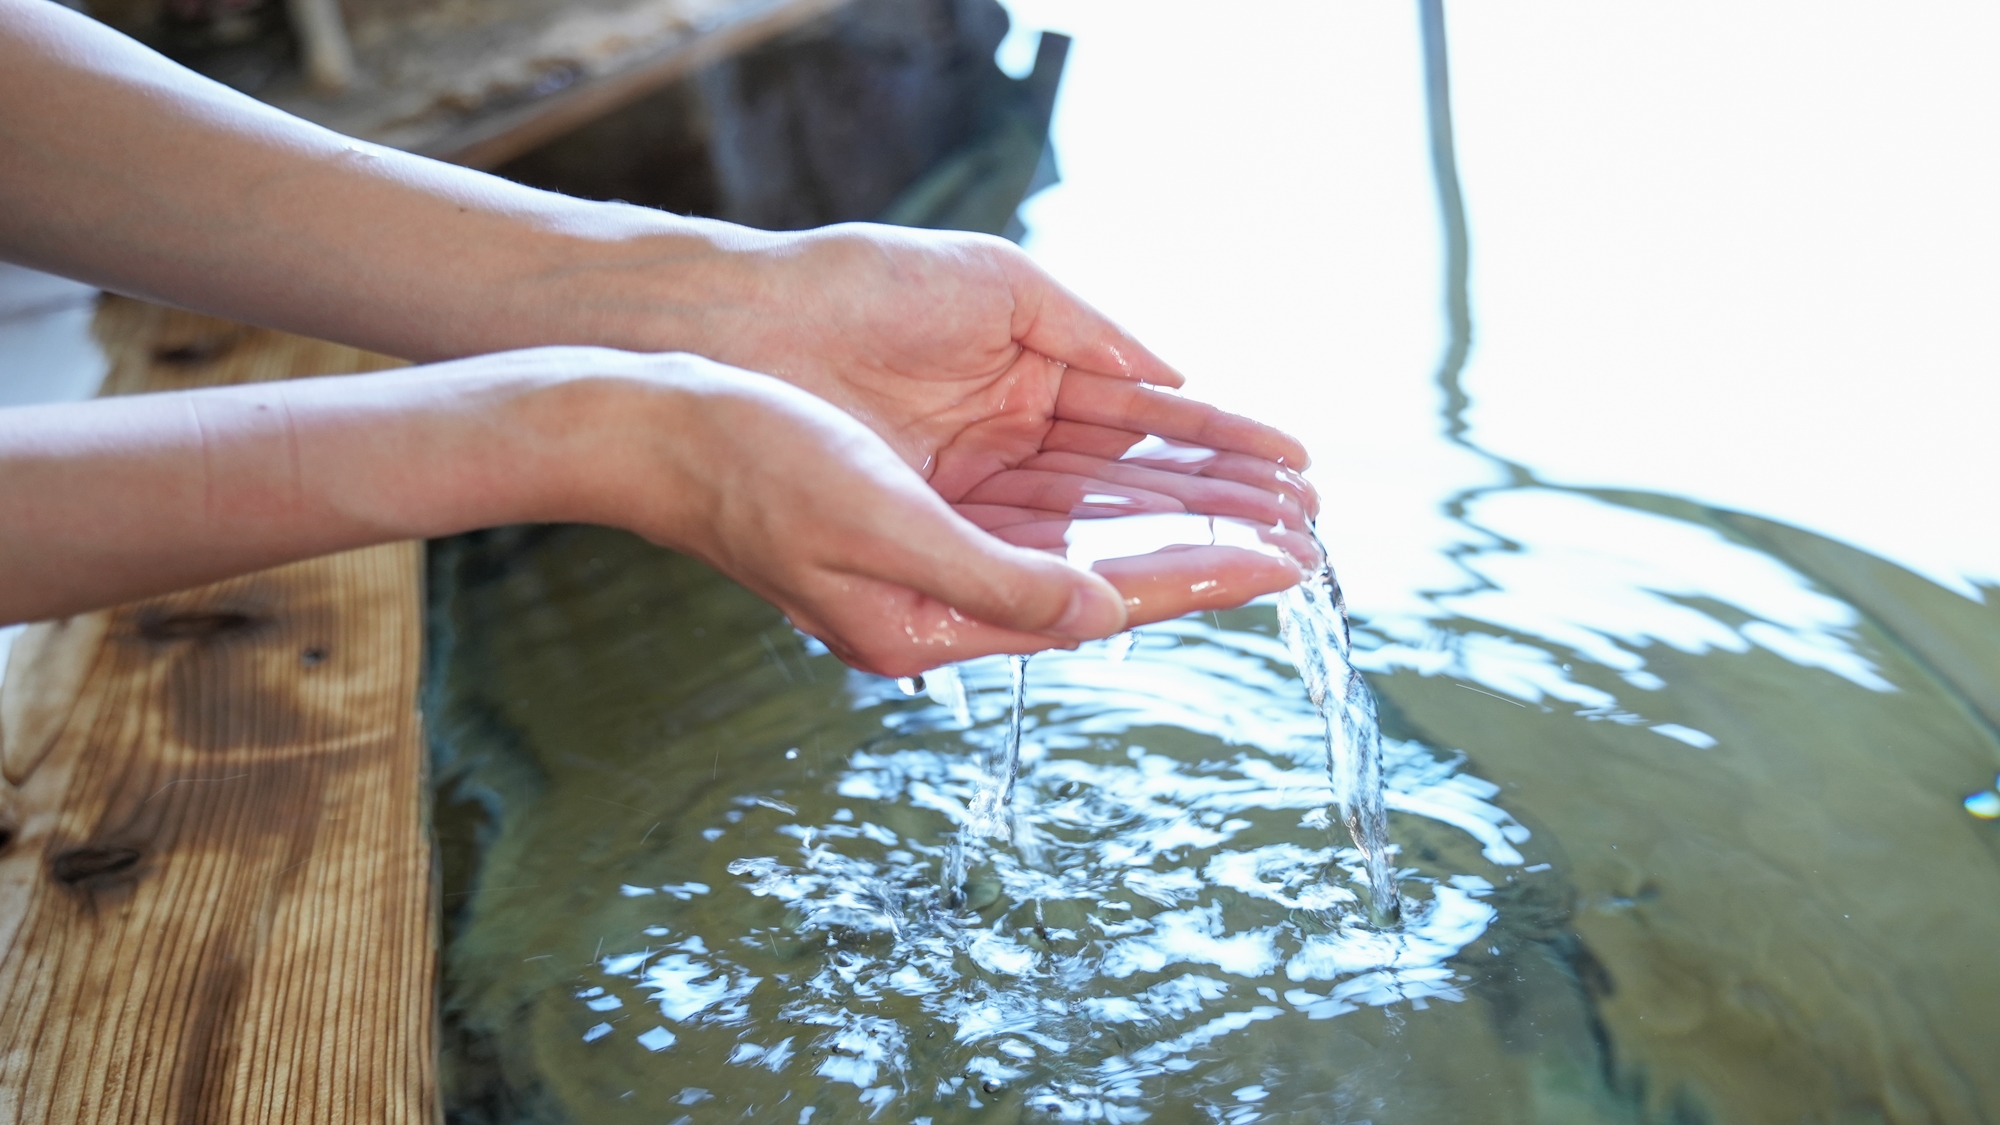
left=426, top=498, right=2000, bottom=1123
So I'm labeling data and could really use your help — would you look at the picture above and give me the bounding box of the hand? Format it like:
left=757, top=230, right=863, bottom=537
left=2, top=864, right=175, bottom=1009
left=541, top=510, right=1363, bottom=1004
left=569, top=354, right=1315, bottom=677
left=954, top=424, right=1326, bottom=627
left=630, top=225, right=1322, bottom=643
left=666, top=224, right=1308, bottom=484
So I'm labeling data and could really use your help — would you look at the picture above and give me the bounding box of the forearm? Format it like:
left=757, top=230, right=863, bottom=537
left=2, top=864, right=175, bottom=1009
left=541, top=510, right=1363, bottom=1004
left=0, top=350, right=621, bottom=623
left=0, top=0, right=747, bottom=362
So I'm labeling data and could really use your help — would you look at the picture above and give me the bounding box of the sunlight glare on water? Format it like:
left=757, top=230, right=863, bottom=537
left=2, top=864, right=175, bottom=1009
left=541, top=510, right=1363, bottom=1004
left=433, top=558, right=1546, bottom=1122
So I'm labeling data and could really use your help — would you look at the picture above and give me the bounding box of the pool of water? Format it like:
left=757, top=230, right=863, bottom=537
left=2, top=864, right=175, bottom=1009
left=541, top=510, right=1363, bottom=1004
left=428, top=4, right=2000, bottom=1122
left=429, top=503, right=2000, bottom=1124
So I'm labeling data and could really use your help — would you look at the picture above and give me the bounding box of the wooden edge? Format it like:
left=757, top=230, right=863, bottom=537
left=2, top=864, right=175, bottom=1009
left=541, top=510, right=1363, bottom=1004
left=0, top=298, right=435, bottom=1123
left=0, top=617, right=112, bottom=788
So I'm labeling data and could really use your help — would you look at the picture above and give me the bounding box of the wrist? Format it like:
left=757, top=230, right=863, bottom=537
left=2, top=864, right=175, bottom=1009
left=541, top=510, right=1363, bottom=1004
left=505, top=206, right=787, bottom=358
left=483, top=350, right=714, bottom=535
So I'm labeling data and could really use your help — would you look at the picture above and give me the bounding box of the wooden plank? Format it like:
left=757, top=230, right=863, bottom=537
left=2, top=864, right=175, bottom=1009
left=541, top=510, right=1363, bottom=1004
left=260, top=0, right=852, bottom=169
left=0, top=297, right=434, bottom=1124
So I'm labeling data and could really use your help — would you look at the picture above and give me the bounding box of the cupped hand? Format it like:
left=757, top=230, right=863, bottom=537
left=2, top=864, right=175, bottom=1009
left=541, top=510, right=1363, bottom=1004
left=582, top=353, right=1316, bottom=678
left=657, top=225, right=1323, bottom=644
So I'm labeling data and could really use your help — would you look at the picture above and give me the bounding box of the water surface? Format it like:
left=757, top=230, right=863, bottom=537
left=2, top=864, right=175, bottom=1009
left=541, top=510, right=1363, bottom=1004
left=428, top=502, right=2000, bottom=1122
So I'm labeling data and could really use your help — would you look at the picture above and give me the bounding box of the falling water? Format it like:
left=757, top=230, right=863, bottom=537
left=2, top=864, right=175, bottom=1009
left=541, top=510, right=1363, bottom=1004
left=1279, top=535, right=1401, bottom=923
left=939, top=653, right=1031, bottom=907
left=939, top=556, right=1400, bottom=923
left=964, top=653, right=1029, bottom=841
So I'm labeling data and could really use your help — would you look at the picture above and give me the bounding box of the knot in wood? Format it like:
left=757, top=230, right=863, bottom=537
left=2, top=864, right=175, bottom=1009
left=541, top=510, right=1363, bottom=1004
left=151, top=332, right=241, bottom=367
left=50, top=845, right=143, bottom=887
left=137, top=611, right=266, bottom=643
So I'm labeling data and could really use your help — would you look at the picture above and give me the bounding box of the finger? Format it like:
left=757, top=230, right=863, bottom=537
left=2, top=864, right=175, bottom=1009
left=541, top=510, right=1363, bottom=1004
left=1041, top=420, right=1145, bottom=459
left=1014, top=452, right=1311, bottom=529
left=1040, top=423, right=1321, bottom=520
left=777, top=580, right=1087, bottom=678
left=1056, top=371, right=1311, bottom=468
left=954, top=540, right=1312, bottom=623
left=954, top=503, right=1067, bottom=532
left=958, top=506, right=1138, bottom=552
left=1092, top=546, right=1306, bottom=627
left=1003, top=253, right=1186, bottom=388
left=958, top=469, right=1188, bottom=518
left=841, top=489, right=1130, bottom=645
left=1058, top=514, right=1324, bottom=575
left=1121, top=449, right=1321, bottom=523
left=965, top=509, right=1323, bottom=575
left=978, top=518, right=1072, bottom=552
left=786, top=540, right=1307, bottom=678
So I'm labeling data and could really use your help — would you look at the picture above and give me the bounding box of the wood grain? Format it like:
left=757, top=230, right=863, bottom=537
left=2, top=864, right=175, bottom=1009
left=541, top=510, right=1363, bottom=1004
left=0, top=297, right=435, bottom=1124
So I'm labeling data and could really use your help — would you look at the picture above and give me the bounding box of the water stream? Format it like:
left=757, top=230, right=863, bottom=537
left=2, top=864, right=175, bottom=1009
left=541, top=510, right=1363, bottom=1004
left=1277, top=545, right=1400, bottom=924
left=943, top=533, right=1402, bottom=928
left=964, top=653, right=1031, bottom=841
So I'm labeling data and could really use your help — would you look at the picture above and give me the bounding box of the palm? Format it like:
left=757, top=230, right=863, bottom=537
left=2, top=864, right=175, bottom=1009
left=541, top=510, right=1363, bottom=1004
left=705, top=226, right=1321, bottom=629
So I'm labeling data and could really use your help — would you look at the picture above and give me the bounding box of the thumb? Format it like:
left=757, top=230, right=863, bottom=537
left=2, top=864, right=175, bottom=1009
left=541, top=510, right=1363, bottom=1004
left=865, top=500, right=1130, bottom=641
left=1001, top=249, right=1185, bottom=388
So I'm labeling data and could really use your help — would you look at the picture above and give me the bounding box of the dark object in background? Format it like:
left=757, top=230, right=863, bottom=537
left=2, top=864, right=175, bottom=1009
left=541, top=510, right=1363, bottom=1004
left=86, top=0, right=301, bottom=92
left=74, top=0, right=353, bottom=92
left=496, top=0, right=1066, bottom=236
left=876, top=27, right=1063, bottom=240
left=67, top=0, right=1064, bottom=237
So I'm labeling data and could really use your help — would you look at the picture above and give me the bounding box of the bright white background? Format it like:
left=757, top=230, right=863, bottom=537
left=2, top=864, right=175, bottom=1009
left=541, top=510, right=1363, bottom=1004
left=999, top=0, right=2000, bottom=602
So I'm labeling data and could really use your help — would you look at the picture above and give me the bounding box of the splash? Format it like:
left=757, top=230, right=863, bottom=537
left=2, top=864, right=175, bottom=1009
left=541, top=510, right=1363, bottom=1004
left=1278, top=535, right=1401, bottom=923
left=568, top=633, right=1520, bottom=1123
left=948, top=522, right=1401, bottom=926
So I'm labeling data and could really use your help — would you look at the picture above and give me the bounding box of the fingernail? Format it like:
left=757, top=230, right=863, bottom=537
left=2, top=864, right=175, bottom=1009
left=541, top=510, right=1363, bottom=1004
left=1051, top=583, right=1127, bottom=641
